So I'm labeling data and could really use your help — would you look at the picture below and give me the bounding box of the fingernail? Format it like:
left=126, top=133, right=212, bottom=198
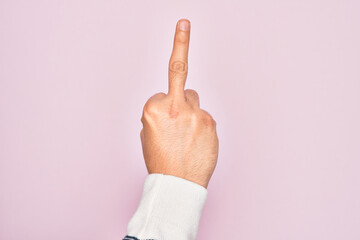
left=178, top=19, right=190, bottom=31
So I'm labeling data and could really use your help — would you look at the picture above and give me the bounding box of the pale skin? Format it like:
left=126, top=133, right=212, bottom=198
left=140, top=19, right=219, bottom=188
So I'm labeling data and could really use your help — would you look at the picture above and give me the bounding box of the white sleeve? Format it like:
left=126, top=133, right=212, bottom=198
left=125, top=174, right=208, bottom=240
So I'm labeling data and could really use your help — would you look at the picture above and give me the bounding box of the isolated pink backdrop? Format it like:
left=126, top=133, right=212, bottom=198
left=1, top=0, right=360, bottom=239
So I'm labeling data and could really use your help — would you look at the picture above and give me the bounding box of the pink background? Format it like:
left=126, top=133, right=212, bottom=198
left=1, top=0, right=360, bottom=239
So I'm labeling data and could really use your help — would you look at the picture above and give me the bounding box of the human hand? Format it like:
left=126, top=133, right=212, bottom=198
left=140, top=19, right=219, bottom=189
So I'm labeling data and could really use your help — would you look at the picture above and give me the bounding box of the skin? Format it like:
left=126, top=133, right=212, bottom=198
left=140, top=19, right=219, bottom=189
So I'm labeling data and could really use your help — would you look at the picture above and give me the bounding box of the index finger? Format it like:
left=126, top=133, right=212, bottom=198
left=168, top=19, right=191, bottom=99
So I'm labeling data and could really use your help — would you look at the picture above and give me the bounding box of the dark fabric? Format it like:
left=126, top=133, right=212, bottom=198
left=123, top=236, right=140, bottom=240
left=123, top=235, right=155, bottom=240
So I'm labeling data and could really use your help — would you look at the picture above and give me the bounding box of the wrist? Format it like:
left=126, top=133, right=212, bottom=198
left=148, top=171, right=209, bottom=189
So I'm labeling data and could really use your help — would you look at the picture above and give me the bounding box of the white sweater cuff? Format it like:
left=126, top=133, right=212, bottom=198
left=126, top=174, right=208, bottom=240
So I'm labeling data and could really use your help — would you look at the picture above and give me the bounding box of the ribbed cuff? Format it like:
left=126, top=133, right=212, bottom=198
left=127, top=174, right=208, bottom=240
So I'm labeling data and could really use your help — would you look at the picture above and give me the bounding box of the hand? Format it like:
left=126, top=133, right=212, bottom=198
left=140, top=19, right=219, bottom=189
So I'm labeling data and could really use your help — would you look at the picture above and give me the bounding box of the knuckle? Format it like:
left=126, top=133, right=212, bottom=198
left=201, top=110, right=216, bottom=128
left=208, top=119, right=216, bottom=128
left=143, top=100, right=160, bottom=117
left=185, top=89, right=199, bottom=98
left=189, top=111, right=199, bottom=123
left=151, top=92, right=167, bottom=99
left=212, top=119, right=217, bottom=128
left=175, top=34, right=188, bottom=44
left=168, top=100, right=181, bottom=119
left=169, top=60, right=188, bottom=74
left=142, top=92, right=167, bottom=121
left=204, top=114, right=213, bottom=123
